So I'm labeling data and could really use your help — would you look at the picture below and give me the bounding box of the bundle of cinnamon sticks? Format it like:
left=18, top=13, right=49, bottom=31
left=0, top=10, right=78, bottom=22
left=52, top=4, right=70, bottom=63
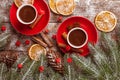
left=31, top=31, right=53, bottom=48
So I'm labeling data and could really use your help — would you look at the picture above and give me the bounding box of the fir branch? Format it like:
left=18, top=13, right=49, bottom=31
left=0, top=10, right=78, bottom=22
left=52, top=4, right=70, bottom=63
left=89, top=43, right=113, bottom=71
left=72, top=54, right=99, bottom=76
left=15, top=57, right=28, bottom=72
left=39, top=54, right=44, bottom=80
left=21, top=57, right=28, bottom=64
left=89, top=43, right=115, bottom=79
left=0, top=34, right=10, bottom=42
left=68, top=65, right=71, bottom=80
left=66, top=55, right=71, bottom=80
left=88, top=33, right=120, bottom=79
left=0, top=33, right=10, bottom=49
left=104, top=34, right=119, bottom=74
left=50, top=75, right=55, bottom=80
left=99, top=33, right=119, bottom=75
left=22, top=61, right=36, bottom=80
left=0, top=64, right=4, bottom=80
left=64, top=54, right=81, bottom=80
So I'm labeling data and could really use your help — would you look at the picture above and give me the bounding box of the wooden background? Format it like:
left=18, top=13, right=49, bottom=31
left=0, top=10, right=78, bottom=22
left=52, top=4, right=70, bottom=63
left=0, top=0, right=120, bottom=53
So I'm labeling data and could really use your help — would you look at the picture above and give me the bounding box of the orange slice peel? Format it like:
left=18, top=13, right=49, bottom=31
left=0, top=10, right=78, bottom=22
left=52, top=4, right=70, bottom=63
left=14, top=0, right=34, bottom=7
left=95, top=11, right=117, bottom=32
left=56, top=0, right=75, bottom=16
left=28, top=44, right=46, bottom=61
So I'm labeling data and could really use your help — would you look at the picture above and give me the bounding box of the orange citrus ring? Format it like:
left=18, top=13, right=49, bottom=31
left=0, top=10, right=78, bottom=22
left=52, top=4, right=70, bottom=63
left=95, top=11, right=117, bottom=32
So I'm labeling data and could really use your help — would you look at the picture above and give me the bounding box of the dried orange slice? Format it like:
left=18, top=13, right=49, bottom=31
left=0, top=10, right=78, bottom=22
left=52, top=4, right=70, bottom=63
left=49, top=0, right=59, bottom=14
left=95, top=11, right=117, bottom=32
left=56, top=0, right=75, bottom=16
left=28, top=44, right=46, bottom=61
left=14, top=0, right=34, bottom=7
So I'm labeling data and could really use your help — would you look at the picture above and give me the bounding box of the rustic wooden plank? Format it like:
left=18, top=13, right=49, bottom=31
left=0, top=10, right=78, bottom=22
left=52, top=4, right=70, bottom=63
left=0, top=0, right=120, bottom=23
left=0, top=0, right=120, bottom=52
left=1, top=22, right=58, bottom=51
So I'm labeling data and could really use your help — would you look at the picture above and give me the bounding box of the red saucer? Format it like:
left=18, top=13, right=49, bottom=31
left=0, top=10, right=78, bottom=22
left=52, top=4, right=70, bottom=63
left=9, top=0, right=50, bottom=35
left=56, top=16, right=98, bottom=56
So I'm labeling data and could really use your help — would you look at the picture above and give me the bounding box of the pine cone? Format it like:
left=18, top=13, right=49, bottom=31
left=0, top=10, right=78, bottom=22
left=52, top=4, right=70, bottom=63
left=0, top=50, right=18, bottom=69
left=47, top=50, right=64, bottom=75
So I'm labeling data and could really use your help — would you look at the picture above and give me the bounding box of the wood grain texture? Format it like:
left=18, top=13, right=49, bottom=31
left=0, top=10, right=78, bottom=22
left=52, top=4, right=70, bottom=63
left=0, top=0, right=120, bottom=52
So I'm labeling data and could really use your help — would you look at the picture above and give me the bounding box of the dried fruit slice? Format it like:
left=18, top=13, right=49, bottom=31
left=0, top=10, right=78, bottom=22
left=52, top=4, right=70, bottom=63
left=28, top=44, right=46, bottom=61
left=49, top=0, right=59, bottom=14
left=56, top=0, right=75, bottom=16
left=95, top=11, right=117, bottom=32
left=14, top=0, right=34, bottom=7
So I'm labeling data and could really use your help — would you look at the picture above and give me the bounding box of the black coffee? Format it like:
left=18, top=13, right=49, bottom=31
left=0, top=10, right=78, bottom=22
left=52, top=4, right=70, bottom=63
left=19, top=6, right=36, bottom=22
left=69, top=29, right=86, bottom=46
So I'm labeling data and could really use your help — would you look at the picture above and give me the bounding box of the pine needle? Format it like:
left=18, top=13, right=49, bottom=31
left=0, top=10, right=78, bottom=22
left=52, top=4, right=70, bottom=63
left=22, top=61, right=36, bottom=80
left=0, top=64, right=4, bottom=80
left=68, top=65, right=71, bottom=80
left=39, top=54, right=44, bottom=80
left=0, top=33, right=10, bottom=49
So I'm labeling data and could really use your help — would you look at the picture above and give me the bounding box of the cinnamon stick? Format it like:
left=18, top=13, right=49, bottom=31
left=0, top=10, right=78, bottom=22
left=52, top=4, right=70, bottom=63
left=30, top=14, right=43, bottom=28
left=31, top=36, right=48, bottom=48
left=67, top=22, right=80, bottom=31
left=58, top=43, right=66, bottom=48
left=58, top=43, right=83, bottom=53
left=62, top=32, right=67, bottom=41
left=71, top=47, right=83, bottom=53
left=40, top=32, right=53, bottom=48
left=73, top=22, right=80, bottom=27
left=67, top=25, right=74, bottom=31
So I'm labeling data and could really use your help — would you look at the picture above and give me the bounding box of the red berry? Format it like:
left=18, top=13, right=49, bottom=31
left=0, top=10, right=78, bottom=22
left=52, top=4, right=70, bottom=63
left=15, top=40, right=21, bottom=47
left=56, top=58, right=61, bottom=63
left=67, top=57, right=72, bottom=63
left=17, top=64, right=23, bottom=69
left=57, top=16, right=63, bottom=22
left=44, top=29, right=49, bottom=34
left=25, top=40, right=30, bottom=45
left=1, top=26, right=6, bottom=31
left=52, top=35, right=56, bottom=40
left=39, top=66, right=44, bottom=72
left=65, top=45, right=71, bottom=52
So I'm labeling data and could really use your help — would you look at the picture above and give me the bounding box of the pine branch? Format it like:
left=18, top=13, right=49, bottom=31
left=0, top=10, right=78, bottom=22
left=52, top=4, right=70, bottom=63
left=68, top=65, right=71, bottom=80
left=89, top=44, right=113, bottom=79
left=66, top=55, right=71, bottom=80
left=8, top=56, right=27, bottom=80
left=64, top=54, right=81, bottom=80
left=39, top=54, right=44, bottom=80
left=100, top=33, right=120, bottom=74
left=88, top=33, right=120, bottom=79
left=22, top=61, right=36, bottom=80
left=0, top=64, right=4, bottom=80
left=71, top=54, right=99, bottom=79
left=103, top=34, right=119, bottom=74
left=0, top=33, right=10, bottom=49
